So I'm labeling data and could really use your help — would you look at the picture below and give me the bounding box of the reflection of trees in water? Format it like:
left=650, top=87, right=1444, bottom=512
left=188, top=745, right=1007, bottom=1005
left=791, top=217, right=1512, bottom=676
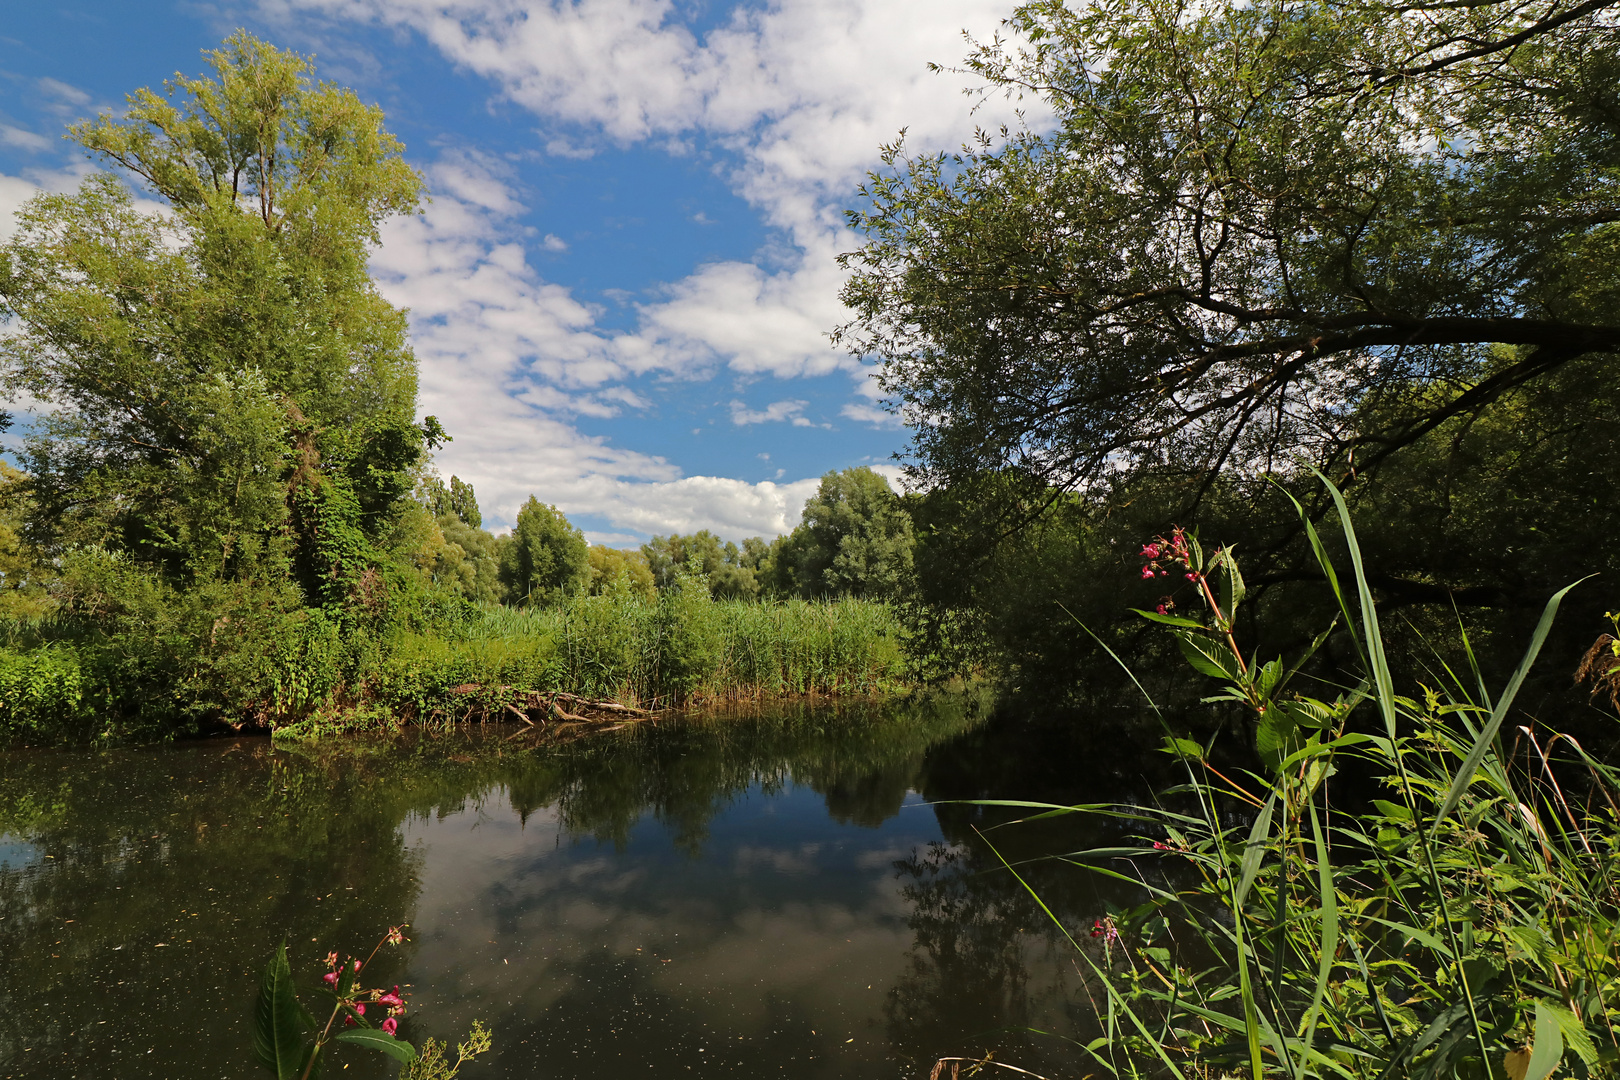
left=506, top=692, right=989, bottom=851
left=885, top=841, right=1106, bottom=1077
left=0, top=742, right=428, bottom=1077
left=883, top=702, right=1197, bottom=1077
left=0, top=693, right=991, bottom=1075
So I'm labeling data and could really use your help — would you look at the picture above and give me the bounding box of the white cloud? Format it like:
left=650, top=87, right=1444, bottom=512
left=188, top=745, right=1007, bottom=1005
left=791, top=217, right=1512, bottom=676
left=0, top=126, right=50, bottom=154
left=729, top=399, right=806, bottom=425
left=37, top=77, right=91, bottom=108
left=541, top=232, right=568, bottom=252
left=377, top=155, right=826, bottom=538
left=240, top=0, right=1044, bottom=531
left=262, top=0, right=1040, bottom=387
left=840, top=402, right=901, bottom=427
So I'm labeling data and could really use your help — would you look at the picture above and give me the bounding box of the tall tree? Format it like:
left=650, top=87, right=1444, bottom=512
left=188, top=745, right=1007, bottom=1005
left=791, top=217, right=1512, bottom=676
left=0, top=32, right=433, bottom=594
left=641, top=531, right=761, bottom=599
left=499, top=497, right=590, bottom=605
left=775, top=468, right=914, bottom=599
left=838, top=0, right=1620, bottom=513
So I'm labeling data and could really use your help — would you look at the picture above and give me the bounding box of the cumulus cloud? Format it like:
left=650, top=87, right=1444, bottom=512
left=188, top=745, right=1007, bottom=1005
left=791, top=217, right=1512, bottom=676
left=262, top=0, right=1039, bottom=393
left=840, top=402, right=902, bottom=428
left=265, top=0, right=1044, bottom=531
left=374, top=155, right=833, bottom=538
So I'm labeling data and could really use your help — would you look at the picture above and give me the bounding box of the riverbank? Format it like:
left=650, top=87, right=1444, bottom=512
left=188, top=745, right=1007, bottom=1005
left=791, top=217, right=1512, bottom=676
left=0, top=593, right=908, bottom=744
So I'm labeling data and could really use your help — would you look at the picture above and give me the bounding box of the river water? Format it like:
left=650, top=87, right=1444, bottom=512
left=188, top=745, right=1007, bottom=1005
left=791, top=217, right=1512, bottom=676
left=0, top=694, right=1168, bottom=1080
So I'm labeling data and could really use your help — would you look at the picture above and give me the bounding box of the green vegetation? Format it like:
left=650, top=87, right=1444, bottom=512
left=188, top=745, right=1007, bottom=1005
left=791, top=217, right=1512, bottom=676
left=0, top=37, right=917, bottom=744
left=838, top=0, right=1620, bottom=706
left=984, top=484, right=1620, bottom=1079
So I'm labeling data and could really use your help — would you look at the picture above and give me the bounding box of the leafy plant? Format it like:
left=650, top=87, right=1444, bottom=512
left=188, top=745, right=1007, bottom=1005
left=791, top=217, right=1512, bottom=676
left=252, top=927, right=419, bottom=1079
left=404, top=1021, right=494, bottom=1080
left=981, top=476, right=1620, bottom=1079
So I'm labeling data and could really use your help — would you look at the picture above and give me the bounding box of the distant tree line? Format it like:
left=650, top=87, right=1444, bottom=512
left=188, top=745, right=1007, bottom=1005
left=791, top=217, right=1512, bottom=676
left=411, top=465, right=915, bottom=608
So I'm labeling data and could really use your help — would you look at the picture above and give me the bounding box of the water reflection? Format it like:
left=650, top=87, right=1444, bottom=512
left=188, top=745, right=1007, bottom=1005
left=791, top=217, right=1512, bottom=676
left=0, top=695, right=1172, bottom=1079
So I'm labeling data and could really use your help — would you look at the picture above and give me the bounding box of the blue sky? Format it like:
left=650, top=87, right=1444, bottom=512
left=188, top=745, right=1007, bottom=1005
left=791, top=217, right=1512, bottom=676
left=0, top=0, right=1032, bottom=544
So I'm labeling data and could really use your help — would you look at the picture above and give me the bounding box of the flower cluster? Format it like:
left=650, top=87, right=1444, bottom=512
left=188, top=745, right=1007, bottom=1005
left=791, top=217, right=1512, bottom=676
left=1088, top=917, right=1120, bottom=945
left=321, top=927, right=411, bottom=1037
left=1141, top=527, right=1198, bottom=614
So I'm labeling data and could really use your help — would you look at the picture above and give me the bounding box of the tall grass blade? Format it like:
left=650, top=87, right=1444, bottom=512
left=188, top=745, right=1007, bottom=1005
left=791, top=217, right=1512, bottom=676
left=1298, top=795, right=1339, bottom=1069
left=1433, top=578, right=1587, bottom=827
left=1235, top=791, right=1277, bottom=909
left=976, top=827, right=1184, bottom=1079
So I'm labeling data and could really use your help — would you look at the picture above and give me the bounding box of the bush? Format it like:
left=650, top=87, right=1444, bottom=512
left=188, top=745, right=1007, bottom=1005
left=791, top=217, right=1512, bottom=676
left=0, top=645, right=83, bottom=738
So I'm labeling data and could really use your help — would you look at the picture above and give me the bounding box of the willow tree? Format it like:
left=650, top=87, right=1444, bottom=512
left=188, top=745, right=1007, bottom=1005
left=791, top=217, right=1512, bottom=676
left=838, top=0, right=1620, bottom=511
left=0, top=32, right=435, bottom=599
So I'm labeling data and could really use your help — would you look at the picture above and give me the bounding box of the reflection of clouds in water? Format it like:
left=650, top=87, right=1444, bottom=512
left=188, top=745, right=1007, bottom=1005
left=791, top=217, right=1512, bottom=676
left=0, top=837, right=41, bottom=870
left=393, top=773, right=946, bottom=1070
left=730, top=841, right=823, bottom=875
left=853, top=841, right=936, bottom=871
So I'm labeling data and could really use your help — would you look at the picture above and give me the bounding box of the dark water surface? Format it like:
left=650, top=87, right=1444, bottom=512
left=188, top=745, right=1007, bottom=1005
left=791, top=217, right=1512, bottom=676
left=0, top=695, right=1168, bottom=1080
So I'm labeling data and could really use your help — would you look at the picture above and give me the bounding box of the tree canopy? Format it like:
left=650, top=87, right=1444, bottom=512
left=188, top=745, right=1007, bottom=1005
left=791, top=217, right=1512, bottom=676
left=500, top=497, right=590, bottom=605
left=775, top=468, right=914, bottom=599
left=838, top=0, right=1620, bottom=508
left=0, top=32, right=432, bottom=592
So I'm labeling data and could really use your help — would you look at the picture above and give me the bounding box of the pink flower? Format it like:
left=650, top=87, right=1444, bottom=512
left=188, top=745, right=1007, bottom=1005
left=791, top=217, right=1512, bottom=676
left=378, top=990, right=403, bottom=1007
left=352, top=960, right=363, bottom=972
left=354, top=1003, right=366, bottom=1016
left=323, top=972, right=338, bottom=986
left=1186, top=572, right=1198, bottom=581
left=1153, top=841, right=1169, bottom=850
left=1155, top=604, right=1168, bottom=615
left=344, top=1015, right=356, bottom=1028
left=1140, top=566, right=1155, bottom=580
left=381, top=1017, right=398, bottom=1036
left=1140, top=543, right=1161, bottom=557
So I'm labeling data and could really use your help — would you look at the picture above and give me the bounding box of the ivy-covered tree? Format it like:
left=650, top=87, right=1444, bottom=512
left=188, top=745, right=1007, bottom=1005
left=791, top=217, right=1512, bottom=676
left=0, top=32, right=437, bottom=599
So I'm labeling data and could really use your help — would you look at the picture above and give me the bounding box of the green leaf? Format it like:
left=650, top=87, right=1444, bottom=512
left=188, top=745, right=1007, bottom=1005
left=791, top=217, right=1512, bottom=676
left=335, top=1029, right=418, bottom=1063
left=1130, top=608, right=1204, bottom=628
left=1176, top=632, right=1236, bottom=680
left=1524, top=1001, right=1564, bottom=1080
left=1434, top=577, right=1589, bottom=826
left=1372, top=799, right=1413, bottom=822
left=1159, top=736, right=1206, bottom=761
left=1254, top=706, right=1301, bottom=773
left=1221, top=547, right=1246, bottom=616
left=252, top=942, right=312, bottom=1080
left=1541, top=1000, right=1598, bottom=1068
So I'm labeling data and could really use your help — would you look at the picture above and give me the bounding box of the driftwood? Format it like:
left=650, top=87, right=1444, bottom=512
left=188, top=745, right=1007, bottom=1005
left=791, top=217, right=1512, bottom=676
left=447, top=683, right=655, bottom=731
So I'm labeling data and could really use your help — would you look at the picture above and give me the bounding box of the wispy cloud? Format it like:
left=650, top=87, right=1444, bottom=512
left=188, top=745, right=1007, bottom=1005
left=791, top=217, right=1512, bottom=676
left=729, top=399, right=807, bottom=425
left=0, top=126, right=50, bottom=154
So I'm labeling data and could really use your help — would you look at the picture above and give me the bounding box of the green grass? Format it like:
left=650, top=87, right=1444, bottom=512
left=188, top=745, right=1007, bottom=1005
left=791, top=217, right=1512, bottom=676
left=361, top=593, right=905, bottom=726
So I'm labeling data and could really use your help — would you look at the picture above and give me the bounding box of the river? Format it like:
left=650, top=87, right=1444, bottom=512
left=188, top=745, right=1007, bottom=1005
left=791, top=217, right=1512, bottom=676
left=0, top=693, right=1171, bottom=1079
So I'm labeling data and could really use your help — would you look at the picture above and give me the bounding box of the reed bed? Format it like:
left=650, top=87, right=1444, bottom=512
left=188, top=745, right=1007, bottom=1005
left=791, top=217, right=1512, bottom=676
left=357, top=592, right=905, bottom=732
